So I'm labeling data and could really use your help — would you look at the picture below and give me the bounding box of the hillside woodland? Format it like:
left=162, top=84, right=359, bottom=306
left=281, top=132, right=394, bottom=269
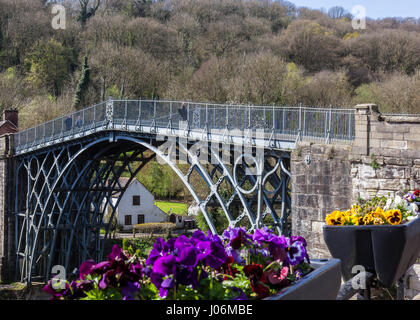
left=1, top=0, right=420, bottom=130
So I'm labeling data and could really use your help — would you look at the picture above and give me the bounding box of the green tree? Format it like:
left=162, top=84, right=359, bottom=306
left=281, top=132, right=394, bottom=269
left=73, top=56, right=91, bottom=109
left=25, top=39, right=72, bottom=97
left=196, top=207, right=229, bottom=235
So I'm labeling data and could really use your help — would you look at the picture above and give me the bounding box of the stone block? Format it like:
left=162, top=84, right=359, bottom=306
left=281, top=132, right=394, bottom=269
left=404, top=133, right=420, bottom=142
left=372, top=123, right=410, bottom=133
left=297, top=194, right=319, bottom=208
left=359, top=165, right=377, bottom=179
left=311, top=221, right=325, bottom=234
left=377, top=166, right=406, bottom=179
left=371, top=132, right=394, bottom=140
left=351, top=146, right=368, bottom=156
left=407, top=141, right=420, bottom=151
left=384, top=157, right=413, bottom=166
left=378, top=179, right=402, bottom=191
left=409, top=126, right=420, bottom=134
left=370, top=147, right=401, bottom=158
left=381, top=140, right=407, bottom=150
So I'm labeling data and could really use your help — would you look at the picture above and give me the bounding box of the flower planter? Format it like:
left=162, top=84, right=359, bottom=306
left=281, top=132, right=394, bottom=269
left=323, top=217, right=420, bottom=288
left=264, top=259, right=342, bottom=300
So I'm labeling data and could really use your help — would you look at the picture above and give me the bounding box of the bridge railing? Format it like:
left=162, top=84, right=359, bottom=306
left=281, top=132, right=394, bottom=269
left=13, top=99, right=356, bottom=153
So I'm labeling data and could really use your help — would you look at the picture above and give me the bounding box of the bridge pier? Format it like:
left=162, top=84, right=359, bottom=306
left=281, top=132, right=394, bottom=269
left=0, top=134, right=16, bottom=282
left=291, top=104, right=420, bottom=260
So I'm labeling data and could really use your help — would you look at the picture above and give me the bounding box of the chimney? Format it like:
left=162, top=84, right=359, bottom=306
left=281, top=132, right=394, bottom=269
left=3, top=109, right=18, bottom=129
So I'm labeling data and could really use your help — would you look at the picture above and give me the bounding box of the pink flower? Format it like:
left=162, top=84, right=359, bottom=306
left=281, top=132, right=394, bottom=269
left=265, top=266, right=289, bottom=285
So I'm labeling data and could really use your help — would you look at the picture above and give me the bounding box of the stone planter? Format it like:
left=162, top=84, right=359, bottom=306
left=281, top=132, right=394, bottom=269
left=323, top=217, right=420, bottom=288
left=264, top=259, right=342, bottom=300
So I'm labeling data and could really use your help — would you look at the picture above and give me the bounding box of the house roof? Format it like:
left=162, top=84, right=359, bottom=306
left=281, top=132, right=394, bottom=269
left=109, top=177, right=140, bottom=198
left=0, top=120, right=18, bottom=136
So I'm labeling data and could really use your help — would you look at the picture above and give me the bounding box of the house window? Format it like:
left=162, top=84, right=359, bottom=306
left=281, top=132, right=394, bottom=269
left=137, top=214, right=145, bottom=224
left=125, top=215, right=132, bottom=226
left=133, top=195, right=141, bottom=206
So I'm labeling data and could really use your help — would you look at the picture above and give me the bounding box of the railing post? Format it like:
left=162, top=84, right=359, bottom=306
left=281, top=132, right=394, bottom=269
left=226, top=105, right=229, bottom=129
left=93, top=104, right=96, bottom=130
left=282, top=108, right=285, bottom=134
left=186, top=102, right=190, bottom=135
left=125, top=100, right=128, bottom=130
left=248, top=105, right=251, bottom=130
left=82, top=109, right=85, bottom=133
left=139, top=100, right=142, bottom=129
left=326, top=108, right=332, bottom=144
left=153, top=100, right=157, bottom=132
left=42, top=123, right=46, bottom=144
left=205, top=103, right=208, bottom=128
left=169, top=101, right=173, bottom=130
left=297, top=103, right=302, bottom=142
left=272, top=105, right=275, bottom=130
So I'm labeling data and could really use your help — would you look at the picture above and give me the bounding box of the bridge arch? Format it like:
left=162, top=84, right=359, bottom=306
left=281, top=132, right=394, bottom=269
left=13, top=132, right=291, bottom=283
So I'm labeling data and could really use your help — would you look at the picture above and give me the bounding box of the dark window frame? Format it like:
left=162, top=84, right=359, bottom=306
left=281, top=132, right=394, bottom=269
left=133, top=195, right=141, bottom=206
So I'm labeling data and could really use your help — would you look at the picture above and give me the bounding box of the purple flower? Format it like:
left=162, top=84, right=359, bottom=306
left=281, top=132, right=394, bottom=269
left=252, top=227, right=276, bottom=244
left=107, top=244, right=127, bottom=261
left=159, top=277, right=175, bottom=298
left=79, top=260, right=96, bottom=279
left=146, top=238, right=170, bottom=266
left=191, top=230, right=209, bottom=241
left=196, top=240, right=228, bottom=269
left=90, top=261, right=111, bottom=274
left=285, top=241, right=307, bottom=266
left=121, top=281, right=141, bottom=300
left=153, top=254, right=177, bottom=276
left=225, top=246, right=245, bottom=265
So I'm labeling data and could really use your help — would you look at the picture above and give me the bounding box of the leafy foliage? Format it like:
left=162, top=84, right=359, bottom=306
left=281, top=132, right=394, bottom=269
left=1, top=0, right=420, bottom=128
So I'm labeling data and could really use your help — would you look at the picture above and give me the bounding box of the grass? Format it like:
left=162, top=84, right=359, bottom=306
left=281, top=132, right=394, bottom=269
left=155, top=201, right=188, bottom=215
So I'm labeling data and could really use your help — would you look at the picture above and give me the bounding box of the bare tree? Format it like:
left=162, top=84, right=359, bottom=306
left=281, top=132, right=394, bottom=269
left=328, top=6, right=346, bottom=19
left=78, top=0, right=101, bottom=27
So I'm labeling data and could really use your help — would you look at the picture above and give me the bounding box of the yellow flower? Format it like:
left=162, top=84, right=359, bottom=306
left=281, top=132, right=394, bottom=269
left=351, top=213, right=363, bottom=226
left=363, top=213, right=374, bottom=225
left=373, top=207, right=385, bottom=218
left=373, top=217, right=385, bottom=225
left=385, top=209, right=402, bottom=225
left=351, top=205, right=361, bottom=214
left=326, top=211, right=345, bottom=226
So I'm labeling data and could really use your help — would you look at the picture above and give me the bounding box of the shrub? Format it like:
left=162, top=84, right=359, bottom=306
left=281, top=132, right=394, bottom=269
left=133, top=222, right=176, bottom=237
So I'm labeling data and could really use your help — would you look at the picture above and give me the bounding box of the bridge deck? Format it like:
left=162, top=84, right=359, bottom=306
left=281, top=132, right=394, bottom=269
left=13, top=99, right=355, bottom=155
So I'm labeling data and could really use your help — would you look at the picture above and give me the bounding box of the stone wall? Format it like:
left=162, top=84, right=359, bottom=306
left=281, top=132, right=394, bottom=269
left=291, top=104, right=420, bottom=259
left=291, top=104, right=420, bottom=297
left=291, top=142, right=353, bottom=258
left=0, top=134, right=14, bottom=282
left=351, top=104, right=420, bottom=200
left=405, top=264, right=420, bottom=300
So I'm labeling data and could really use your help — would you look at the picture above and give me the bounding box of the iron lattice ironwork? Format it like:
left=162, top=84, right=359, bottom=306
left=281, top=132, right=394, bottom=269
left=10, top=99, right=300, bottom=284
left=12, top=131, right=291, bottom=284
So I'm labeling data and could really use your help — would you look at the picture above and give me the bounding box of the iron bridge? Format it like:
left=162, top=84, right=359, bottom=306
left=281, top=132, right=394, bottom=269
left=11, top=99, right=355, bottom=283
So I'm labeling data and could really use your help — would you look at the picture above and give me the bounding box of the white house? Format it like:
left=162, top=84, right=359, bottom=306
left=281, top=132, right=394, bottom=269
left=107, top=178, right=169, bottom=231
